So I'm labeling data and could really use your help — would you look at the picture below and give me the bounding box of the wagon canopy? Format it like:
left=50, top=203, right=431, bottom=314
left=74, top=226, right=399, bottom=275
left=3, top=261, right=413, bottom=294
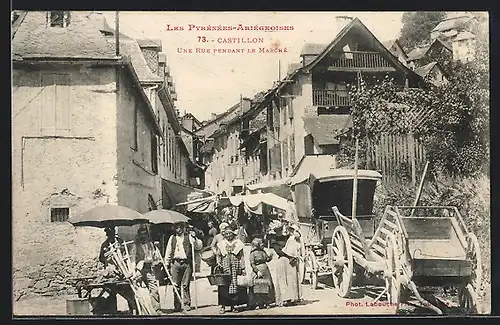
left=288, top=165, right=382, bottom=187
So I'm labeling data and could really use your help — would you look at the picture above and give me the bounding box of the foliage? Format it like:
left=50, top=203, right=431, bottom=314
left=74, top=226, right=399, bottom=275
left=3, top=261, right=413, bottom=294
left=400, top=11, right=447, bottom=51
left=339, top=20, right=489, bottom=178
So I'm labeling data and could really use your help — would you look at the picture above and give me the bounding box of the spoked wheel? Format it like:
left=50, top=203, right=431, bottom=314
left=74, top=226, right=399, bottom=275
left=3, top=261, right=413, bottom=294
left=331, top=226, right=354, bottom=298
left=459, top=233, right=482, bottom=314
left=304, top=250, right=319, bottom=289
left=385, top=233, right=401, bottom=306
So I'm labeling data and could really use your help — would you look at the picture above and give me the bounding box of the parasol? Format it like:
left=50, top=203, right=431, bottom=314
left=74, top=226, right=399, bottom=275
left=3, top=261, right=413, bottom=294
left=68, top=205, right=148, bottom=228
left=143, top=209, right=191, bottom=225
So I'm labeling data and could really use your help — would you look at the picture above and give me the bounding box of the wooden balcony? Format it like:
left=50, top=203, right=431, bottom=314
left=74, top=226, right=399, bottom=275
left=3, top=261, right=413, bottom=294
left=329, top=51, right=395, bottom=72
left=229, top=163, right=244, bottom=186
left=313, top=89, right=351, bottom=107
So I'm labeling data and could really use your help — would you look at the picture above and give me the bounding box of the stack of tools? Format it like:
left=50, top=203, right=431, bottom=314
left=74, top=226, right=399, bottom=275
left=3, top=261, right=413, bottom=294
left=104, top=242, right=157, bottom=315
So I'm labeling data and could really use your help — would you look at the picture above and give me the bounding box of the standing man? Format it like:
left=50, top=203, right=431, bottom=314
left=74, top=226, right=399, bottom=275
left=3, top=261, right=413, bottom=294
left=130, top=224, right=162, bottom=314
left=165, top=221, right=203, bottom=312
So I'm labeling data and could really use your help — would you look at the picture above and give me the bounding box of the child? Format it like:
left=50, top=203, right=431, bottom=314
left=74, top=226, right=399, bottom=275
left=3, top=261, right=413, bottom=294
left=248, top=238, right=275, bottom=310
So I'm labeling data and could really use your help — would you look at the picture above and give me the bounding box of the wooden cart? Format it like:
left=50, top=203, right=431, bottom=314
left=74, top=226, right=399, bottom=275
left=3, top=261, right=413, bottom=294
left=330, top=205, right=482, bottom=314
left=290, top=169, right=382, bottom=289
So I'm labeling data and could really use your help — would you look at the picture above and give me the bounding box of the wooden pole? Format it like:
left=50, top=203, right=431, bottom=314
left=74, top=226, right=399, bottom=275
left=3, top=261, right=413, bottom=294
left=191, top=243, right=197, bottom=309
left=410, top=161, right=429, bottom=218
left=351, top=137, right=359, bottom=220
left=115, top=11, right=120, bottom=56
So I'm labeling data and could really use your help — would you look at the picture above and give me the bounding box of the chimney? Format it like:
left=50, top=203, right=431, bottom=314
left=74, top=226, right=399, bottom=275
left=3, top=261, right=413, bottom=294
left=241, top=97, right=252, bottom=113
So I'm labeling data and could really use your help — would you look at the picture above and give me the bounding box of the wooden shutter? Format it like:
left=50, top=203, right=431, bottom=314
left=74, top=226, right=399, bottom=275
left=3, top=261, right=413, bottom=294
left=290, top=134, right=295, bottom=167
left=288, top=98, right=294, bottom=120
left=41, top=73, right=56, bottom=131
left=55, top=74, right=71, bottom=131
left=282, top=138, right=289, bottom=169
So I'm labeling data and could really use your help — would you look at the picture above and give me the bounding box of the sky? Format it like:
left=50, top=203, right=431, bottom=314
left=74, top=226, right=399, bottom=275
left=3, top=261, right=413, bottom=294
left=102, top=11, right=406, bottom=122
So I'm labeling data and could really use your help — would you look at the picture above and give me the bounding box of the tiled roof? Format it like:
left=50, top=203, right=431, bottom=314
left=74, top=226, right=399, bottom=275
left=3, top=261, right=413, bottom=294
left=406, top=46, right=430, bottom=62
left=432, top=16, right=473, bottom=32
left=109, top=37, right=162, bottom=83
left=454, top=31, right=476, bottom=41
left=12, top=11, right=117, bottom=59
left=248, top=110, right=267, bottom=133
left=137, top=39, right=162, bottom=49
left=302, top=115, right=353, bottom=145
left=300, top=43, right=328, bottom=56
left=414, top=62, right=437, bottom=78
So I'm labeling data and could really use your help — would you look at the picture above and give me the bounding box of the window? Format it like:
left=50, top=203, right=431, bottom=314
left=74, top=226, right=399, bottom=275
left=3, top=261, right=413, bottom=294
left=289, top=134, right=295, bottom=167
left=163, top=124, right=166, bottom=162
left=41, top=73, right=71, bottom=132
left=47, top=11, right=70, bottom=28
left=132, top=103, right=138, bottom=150
left=151, top=132, right=158, bottom=174
left=50, top=207, right=69, bottom=222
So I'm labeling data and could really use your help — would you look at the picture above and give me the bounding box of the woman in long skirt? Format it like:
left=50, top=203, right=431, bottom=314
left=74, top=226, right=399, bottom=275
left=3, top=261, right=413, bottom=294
left=248, top=238, right=275, bottom=309
left=273, top=224, right=303, bottom=307
left=216, top=227, right=248, bottom=313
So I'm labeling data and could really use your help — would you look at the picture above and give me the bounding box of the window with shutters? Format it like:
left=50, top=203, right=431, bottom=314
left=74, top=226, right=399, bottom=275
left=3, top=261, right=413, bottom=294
left=282, top=100, right=287, bottom=125
left=163, top=124, right=166, bottom=162
left=41, top=73, right=71, bottom=134
left=282, top=138, right=289, bottom=169
left=289, top=134, right=295, bottom=167
left=151, top=132, right=158, bottom=174
left=288, top=98, right=294, bottom=121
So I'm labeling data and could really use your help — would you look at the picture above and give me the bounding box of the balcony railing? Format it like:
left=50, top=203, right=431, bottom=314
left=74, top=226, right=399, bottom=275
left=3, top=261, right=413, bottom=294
left=330, top=51, right=394, bottom=70
left=313, top=89, right=351, bottom=107
left=229, top=163, right=244, bottom=180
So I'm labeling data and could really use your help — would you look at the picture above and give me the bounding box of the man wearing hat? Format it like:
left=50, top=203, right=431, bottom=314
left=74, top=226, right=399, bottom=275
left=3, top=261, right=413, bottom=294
left=165, top=221, right=203, bottom=312
left=130, top=224, right=162, bottom=314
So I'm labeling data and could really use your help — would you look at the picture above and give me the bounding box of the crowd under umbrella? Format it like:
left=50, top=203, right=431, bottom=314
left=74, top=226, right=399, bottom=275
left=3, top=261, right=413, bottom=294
left=68, top=204, right=157, bottom=315
left=142, top=209, right=195, bottom=311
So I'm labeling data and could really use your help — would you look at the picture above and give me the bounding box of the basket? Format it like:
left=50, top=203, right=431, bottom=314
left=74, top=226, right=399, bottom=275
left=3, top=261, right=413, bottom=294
left=207, top=273, right=231, bottom=286
left=236, top=275, right=252, bottom=287
left=207, top=266, right=230, bottom=286
left=253, top=278, right=270, bottom=294
left=200, top=248, right=217, bottom=267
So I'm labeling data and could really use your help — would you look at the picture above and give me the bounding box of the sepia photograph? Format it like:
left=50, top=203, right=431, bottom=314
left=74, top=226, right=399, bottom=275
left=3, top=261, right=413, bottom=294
left=11, top=10, right=490, bottom=317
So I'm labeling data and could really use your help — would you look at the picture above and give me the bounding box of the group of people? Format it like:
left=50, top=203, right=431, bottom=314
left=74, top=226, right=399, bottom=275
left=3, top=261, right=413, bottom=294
left=98, top=221, right=203, bottom=315
left=96, top=211, right=304, bottom=315
left=207, top=214, right=304, bottom=314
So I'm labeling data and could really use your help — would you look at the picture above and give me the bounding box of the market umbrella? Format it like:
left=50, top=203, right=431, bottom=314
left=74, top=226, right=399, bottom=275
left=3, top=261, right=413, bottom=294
left=68, top=204, right=148, bottom=228
left=143, top=209, right=191, bottom=225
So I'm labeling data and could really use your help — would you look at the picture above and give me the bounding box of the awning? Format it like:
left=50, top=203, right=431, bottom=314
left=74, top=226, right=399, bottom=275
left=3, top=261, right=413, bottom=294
left=246, top=178, right=292, bottom=199
left=161, top=178, right=213, bottom=209
left=302, top=115, right=353, bottom=146
left=226, top=193, right=289, bottom=215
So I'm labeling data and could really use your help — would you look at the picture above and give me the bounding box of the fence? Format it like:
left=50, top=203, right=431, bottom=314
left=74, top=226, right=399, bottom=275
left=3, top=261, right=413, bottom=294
left=365, top=133, right=427, bottom=185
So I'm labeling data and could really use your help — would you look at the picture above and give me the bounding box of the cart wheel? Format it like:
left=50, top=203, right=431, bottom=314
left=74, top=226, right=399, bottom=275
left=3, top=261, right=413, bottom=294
left=304, top=251, right=319, bottom=289
left=459, top=233, right=482, bottom=314
left=385, top=233, right=401, bottom=306
left=331, top=226, right=353, bottom=298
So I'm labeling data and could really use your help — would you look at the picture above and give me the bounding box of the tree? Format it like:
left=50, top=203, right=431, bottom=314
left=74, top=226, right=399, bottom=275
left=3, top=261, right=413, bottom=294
left=400, top=11, right=447, bottom=51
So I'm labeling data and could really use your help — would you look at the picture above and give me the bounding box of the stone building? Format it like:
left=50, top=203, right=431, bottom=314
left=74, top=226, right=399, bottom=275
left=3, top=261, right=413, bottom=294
left=198, top=18, right=427, bottom=201
left=11, top=11, right=198, bottom=299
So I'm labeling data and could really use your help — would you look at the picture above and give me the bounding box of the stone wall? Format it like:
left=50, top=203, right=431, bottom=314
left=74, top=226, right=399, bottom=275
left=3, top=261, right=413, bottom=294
left=13, top=256, right=103, bottom=301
